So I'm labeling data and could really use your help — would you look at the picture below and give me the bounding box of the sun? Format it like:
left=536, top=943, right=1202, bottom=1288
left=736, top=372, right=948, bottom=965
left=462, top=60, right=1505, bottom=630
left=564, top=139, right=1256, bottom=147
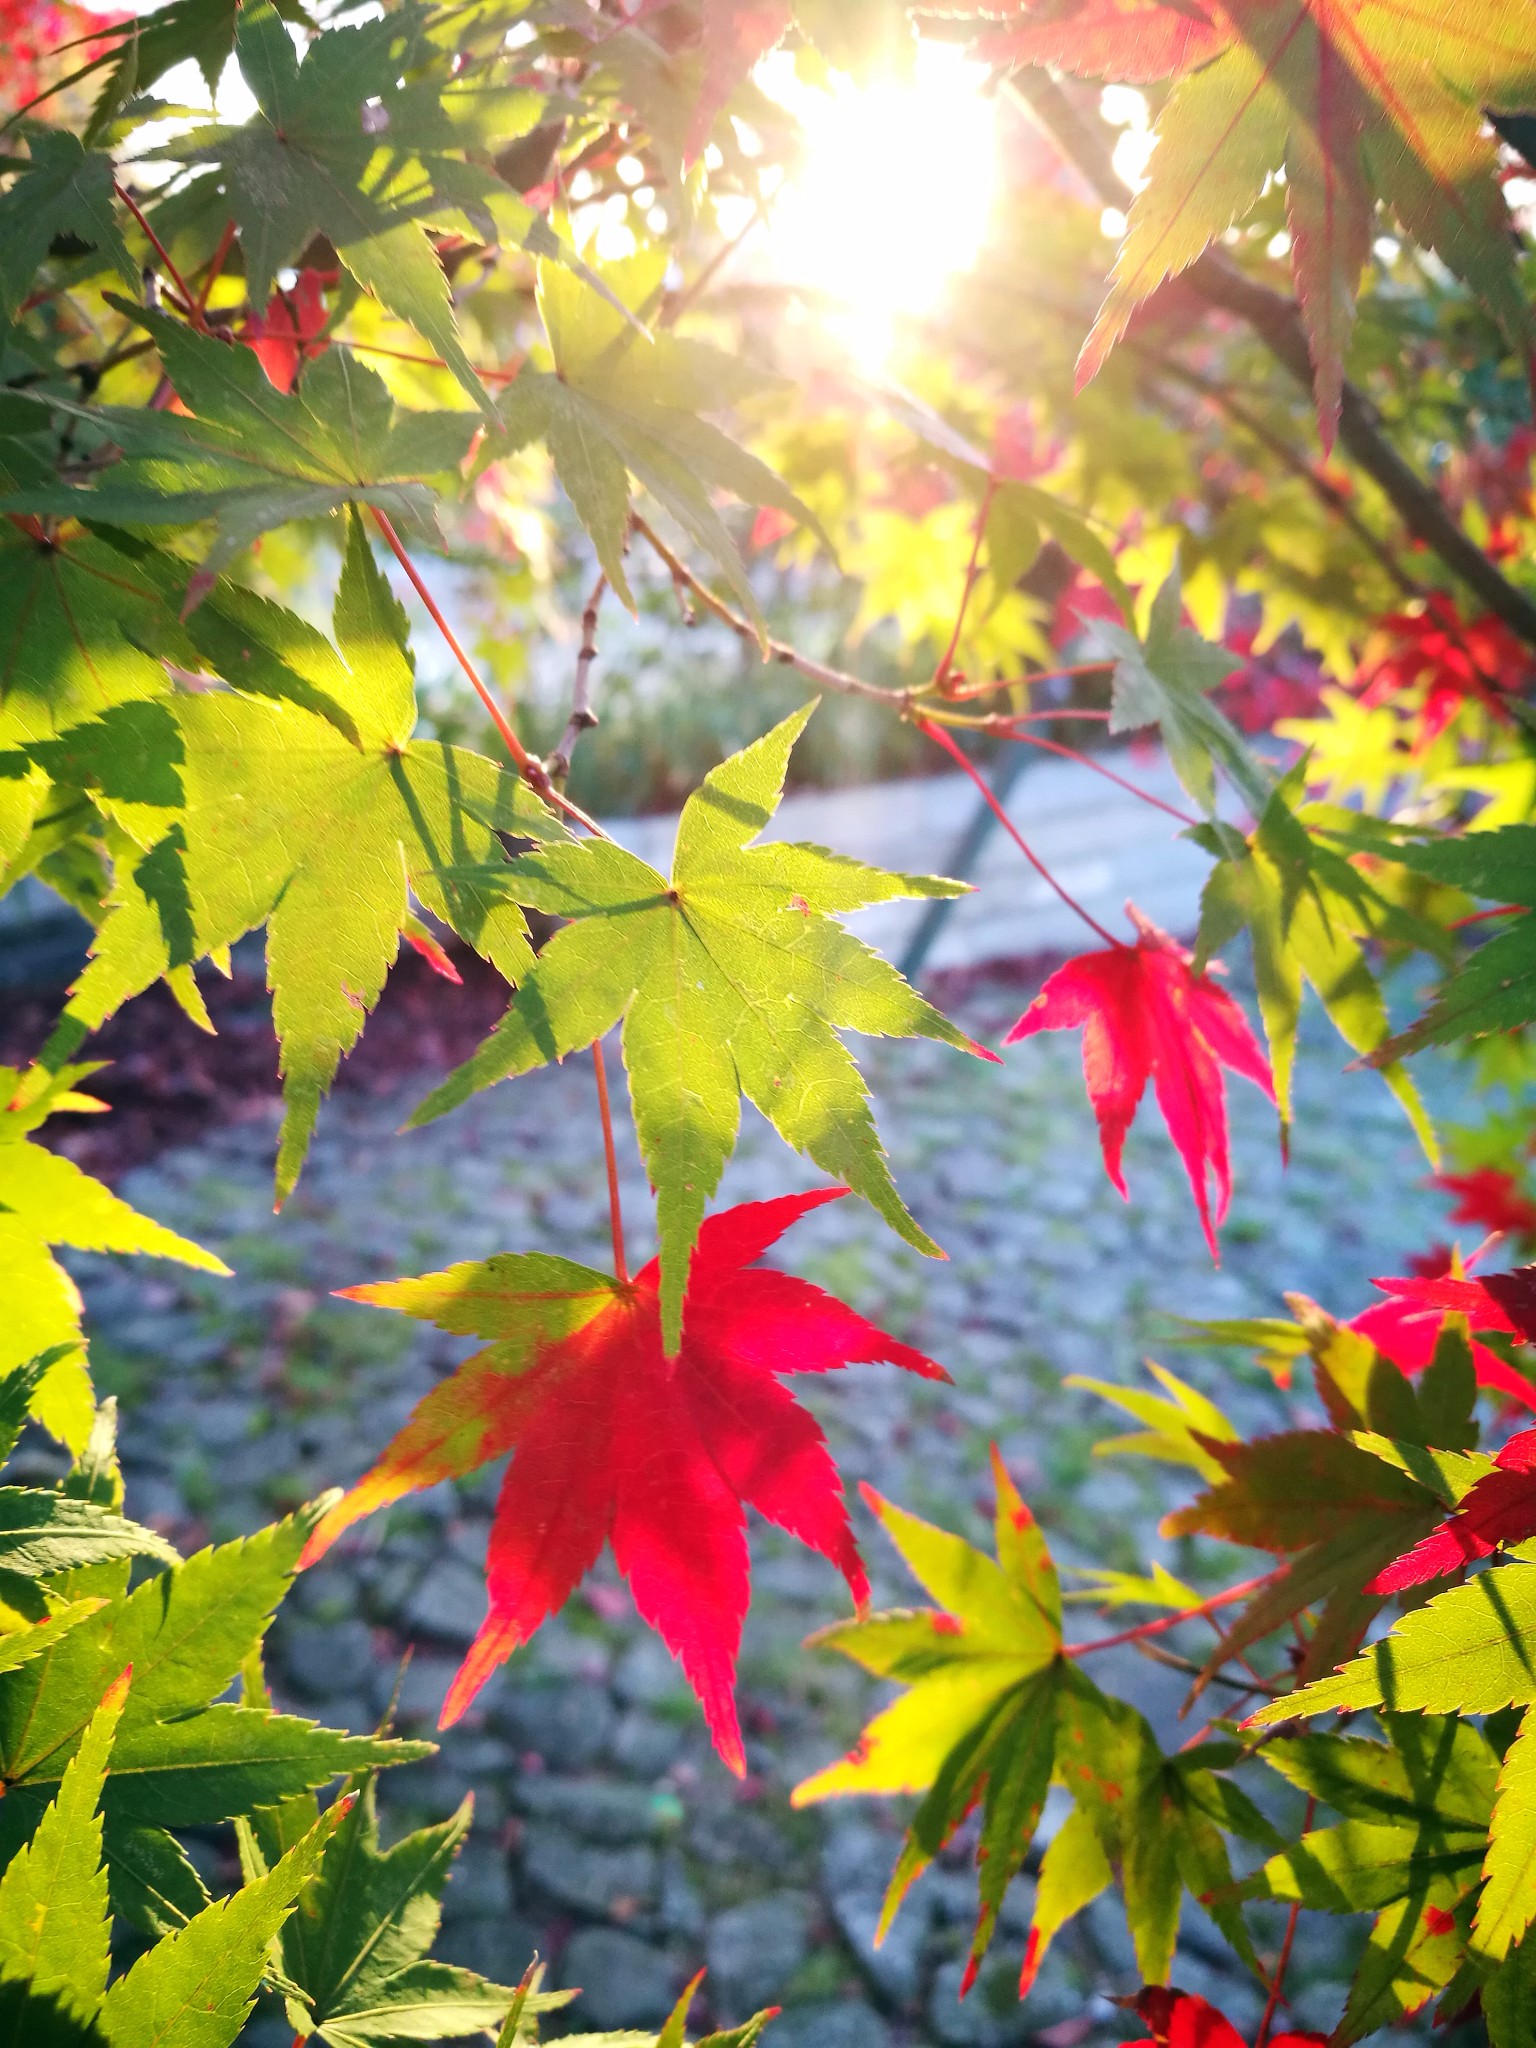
left=750, top=41, right=999, bottom=375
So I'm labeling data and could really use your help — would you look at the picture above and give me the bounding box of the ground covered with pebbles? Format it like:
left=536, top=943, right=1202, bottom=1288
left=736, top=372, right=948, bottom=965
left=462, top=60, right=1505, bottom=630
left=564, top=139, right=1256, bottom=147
left=62, top=974, right=1461, bottom=2047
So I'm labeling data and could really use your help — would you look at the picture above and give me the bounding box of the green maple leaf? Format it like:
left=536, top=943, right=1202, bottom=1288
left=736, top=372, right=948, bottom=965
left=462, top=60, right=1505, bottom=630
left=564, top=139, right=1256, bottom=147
left=46, top=512, right=565, bottom=1201
left=497, top=250, right=822, bottom=628
left=1364, top=824, right=1536, bottom=1061
left=1093, top=571, right=1270, bottom=816
left=0, top=525, right=193, bottom=751
left=410, top=702, right=984, bottom=1347
left=0, top=132, right=135, bottom=322
left=0, top=1668, right=123, bottom=2027
left=1250, top=1559, right=1536, bottom=1723
left=250, top=1777, right=564, bottom=2047
left=1165, top=1424, right=1442, bottom=1687
left=0, top=1065, right=227, bottom=1452
left=7, top=308, right=477, bottom=585
left=794, top=1450, right=1066, bottom=1989
left=1195, top=776, right=1441, bottom=1158
left=1237, top=1718, right=1498, bottom=2038
left=160, top=1, right=559, bottom=414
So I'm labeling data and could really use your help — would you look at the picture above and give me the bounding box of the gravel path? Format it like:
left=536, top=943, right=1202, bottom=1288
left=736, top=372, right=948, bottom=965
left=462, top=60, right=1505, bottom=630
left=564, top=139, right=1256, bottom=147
left=59, top=965, right=1465, bottom=2048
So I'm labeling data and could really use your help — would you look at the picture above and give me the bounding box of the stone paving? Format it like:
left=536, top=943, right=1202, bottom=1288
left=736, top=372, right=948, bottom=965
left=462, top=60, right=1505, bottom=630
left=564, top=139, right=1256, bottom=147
left=62, top=962, right=1462, bottom=2047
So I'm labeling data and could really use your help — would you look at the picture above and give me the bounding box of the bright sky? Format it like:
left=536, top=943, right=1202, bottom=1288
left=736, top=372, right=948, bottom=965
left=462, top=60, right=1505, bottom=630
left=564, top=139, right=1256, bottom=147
left=749, top=42, right=1000, bottom=375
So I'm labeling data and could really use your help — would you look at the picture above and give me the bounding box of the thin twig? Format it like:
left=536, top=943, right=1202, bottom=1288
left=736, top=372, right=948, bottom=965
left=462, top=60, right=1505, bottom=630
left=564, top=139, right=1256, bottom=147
left=917, top=717, right=1123, bottom=948
left=1131, top=1638, right=1284, bottom=1699
left=630, top=515, right=916, bottom=706
left=996, top=724, right=1202, bottom=828
left=592, top=1039, right=629, bottom=1284
left=663, top=200, right=765, bottom=330
left=940, top=664, right=1114, bottom=703
left=114, top=181, right=202, bottom=328
left=552, top=573, right=607, bottom=789
left=1064, top=1570, right=1284, bottom=1659
left=1255, top=1797, right=1314, bottom=2044
left=367, top=508, right=606, bottom=838
left=934, top=479, right=998, bottom=688
left=195, top=220, right=237, bottom=313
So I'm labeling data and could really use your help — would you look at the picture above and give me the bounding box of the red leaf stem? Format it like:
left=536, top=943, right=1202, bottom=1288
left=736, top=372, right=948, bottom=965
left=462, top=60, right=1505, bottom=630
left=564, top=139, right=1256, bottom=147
left=917, top=716, right=1122, bottom=946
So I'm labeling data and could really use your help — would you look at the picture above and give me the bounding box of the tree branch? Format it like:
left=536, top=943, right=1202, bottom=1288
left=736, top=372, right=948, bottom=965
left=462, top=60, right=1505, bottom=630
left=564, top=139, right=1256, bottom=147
left=551, top=573, right=607, bottom=789
left=629, top=515, right=918, bottom=706
left=1005, top=72, right=1536, bottom=652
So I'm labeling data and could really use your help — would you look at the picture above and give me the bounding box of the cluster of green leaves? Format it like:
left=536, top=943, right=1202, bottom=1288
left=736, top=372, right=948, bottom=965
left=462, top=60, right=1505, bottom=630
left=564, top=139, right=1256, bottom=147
left=0, top=1348, right=571, bottom=2044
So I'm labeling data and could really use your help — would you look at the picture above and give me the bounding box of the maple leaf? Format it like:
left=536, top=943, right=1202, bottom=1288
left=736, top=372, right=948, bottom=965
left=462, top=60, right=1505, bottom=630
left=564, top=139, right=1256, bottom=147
left=1356, top=1268, right=1536, bottom=1410
left=0, top=131, right=135, bottom=322
left=1366, top=825, right=1536, bottom=1063
left=793, top=1455, right=1266, bottom=1992
left=1092, top=571, right=1269, bottom=817
left=1357, top=594, right=1529, bottom=751
left=687, top=1, right=793, bottom=163
left=299, top=1189, right=947, bottom=1773
left=159, top=1, right=560, bottom=414
left=1433, top=1168, right=1536, bottom=1244
left=6, top=308, right=477, bottom=588
left=1118, top=1986, right=1326, bottom=2048
left=0, top=524, right=194, bottom=751
left=974, top=0, right=1536, bottom=444
left=0, top=1063, right=228, bottom=1450
left=1235, top=1716, right=1499, bottom=2034
left=47, top=511, right=565, bottom=1200
left=1005, top=906, right=1273, bottom=1257
left=1369, top=1428, right=1536, bottom=1592
left=1194, top=775, right=1440, bottom=1161
left=411, top=702, right=988, bottom=1349
left=496, top=249, right=822, bottom=632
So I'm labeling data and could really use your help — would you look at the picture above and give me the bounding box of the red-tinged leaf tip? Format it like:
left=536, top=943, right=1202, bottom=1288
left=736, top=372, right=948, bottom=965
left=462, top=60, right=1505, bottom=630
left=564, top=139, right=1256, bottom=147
left=102, top=1665, right=132, bottom=1708
left=1018, top=1930, right=1042, bottom=1998
left=857, top=1480, right=887, bottom=1517
left=963, top=1034, right=1004, bottom=1065
left=958, top=1955, right=980, bottom=2000
left=404, top=926, right=463, bottom=983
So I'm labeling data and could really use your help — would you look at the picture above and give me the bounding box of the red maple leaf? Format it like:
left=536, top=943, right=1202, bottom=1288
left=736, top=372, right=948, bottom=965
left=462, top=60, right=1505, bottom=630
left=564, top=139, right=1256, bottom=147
left=1120, top=1987, right=1326, bottom=2048
left=1357, top=594, right=1529, bottom=750
left=1005, top=910, right=1273, bottom=1257
left=1353, top=1266, right=1536, bottom=1411
left=686, top=0, right=793, bottom=164
left=300, top=1188, right=946, bottom=1772
left=242, top=268, right=337, bottom=394
left=1433, top=1166, right=1536, bottom=1242
left=1369, top=1425, right=1536, bottom=1592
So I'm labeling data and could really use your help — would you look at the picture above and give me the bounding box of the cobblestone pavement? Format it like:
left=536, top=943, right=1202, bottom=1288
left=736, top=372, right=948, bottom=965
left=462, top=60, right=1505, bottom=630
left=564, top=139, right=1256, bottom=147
left=65, top=977, right=1461, bottom=2047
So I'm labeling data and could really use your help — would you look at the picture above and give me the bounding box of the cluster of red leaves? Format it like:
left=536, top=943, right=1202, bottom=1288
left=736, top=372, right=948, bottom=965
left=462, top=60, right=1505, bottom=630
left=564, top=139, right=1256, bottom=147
left=1007, top=911, right=1273, bottom=1257
left=302, top=1189, right=946, bottom=1772
left=242, top=270, right=336, bottom=393
left=1120, top=1988, right=1323, bottom=2048
left=1356, top=594, right=1530, bottom=750
left=1432, top=1166, right=1536, bottom=1244
left=1446, top=426, right=1536, bottom=559
left=0, top=0, right=120, bottom=113
left=1351, top=1266, right=1536, bottom=1412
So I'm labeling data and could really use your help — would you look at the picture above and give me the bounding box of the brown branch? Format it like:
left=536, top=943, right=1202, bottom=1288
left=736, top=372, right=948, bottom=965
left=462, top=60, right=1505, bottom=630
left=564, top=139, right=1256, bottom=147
left=551, top=573, right=607, bottom=788
left=1005, top=72, right=1536, bottom=653
left=629, top=515, right=917, bottom=706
